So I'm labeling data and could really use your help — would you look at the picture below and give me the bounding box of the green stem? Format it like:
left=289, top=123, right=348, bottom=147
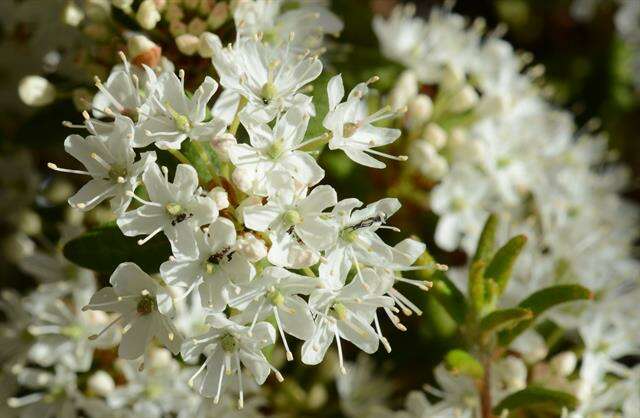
left=191, top=140, right=219, bottom=183
left=168, top=149, right=190, bottom=165
left=302, top=267, right=316, bottom=278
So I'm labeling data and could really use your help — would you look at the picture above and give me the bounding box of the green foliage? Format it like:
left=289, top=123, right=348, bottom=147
left=473, top=214, right=498, bottom=264
left=499, top=284, right=593, bottom=346
left=484, top=235, right=527, bottom=294
left=444, top=349, right=484, bottom=379
left=429, top=271, right=468, bottom=324
left=479, top=308, right=533, bottom=336
left=493, top=386, right=578, bottom=415
left=306, top=71, right=333, bottom=141
left=63, top=222, right=171, bottom=273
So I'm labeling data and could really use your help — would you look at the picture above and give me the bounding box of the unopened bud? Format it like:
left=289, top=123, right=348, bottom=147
left=149, top=347, right=173, bottom=368
left=210, top=133, right=237, bottom=161
left=88, top=371, right=115, bottom=397
left=63, top=1, right=85, bottom=27
left=406, top=94, right=433, bottom=126
left=18, top=76, right=56, bottom=107
left=198, top=32, right=216, bottom=58
left=423, top=123, right=447, bottom=149
left=441, top=64, right=465, bottom=90
left=17, top=210, right=42, bottom=236
left=389, top=70, right=418, bottom=110
left=208, top=187, right=229, bottom=210
left=175, top=33, right=200, bottom=56
left=237, top=233, right=267, bottom=262
left=137, top=0, right=161, bottom=30
left=409, top=140, right=448, bottom=180
left=232, top=166, right=255, bottom=194
left=112, top=0, right=134, bottom=12
left=128, top=34, right=162, bottom=68
left=3, top=233, right=35, bottom=263
left=550, top=351, right=577, bottom=377
left=207, top=2, right=229, bottom=30
left=187, top=17, right=207, bottom=36
left=449, top=85, right=479, bottom=113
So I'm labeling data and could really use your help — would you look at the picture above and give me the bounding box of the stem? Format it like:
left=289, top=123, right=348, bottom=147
left=479, top=356, right=494, bottom=418
left=168, top=149, right=190, bottom=165
left=191, top=140, right=219, bottom=183
left=229, top=97, right=247, bottom=136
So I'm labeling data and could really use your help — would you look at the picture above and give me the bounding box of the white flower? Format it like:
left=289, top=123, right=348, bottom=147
left=235, top=232, right=268, bottom=262
left=50, top=116, right=157, bottom=215
left=25, top=276, right=119, bottom=372
left=324, top=74, right=405, bottom=168
left=301, top=278, right=393, bottom=372
left=87, top=371, right=115, bottom=397
left=160, top=218, right=255, bottom=312
left=182, top=314, right=282, bottom=409
left=233, top=0, right=343, bottom=50
left=242, top=172, right=338, bottom=268
left=206, top=34, right=322, bottom=121
left=0, top=290, right=32, bottom=367
left=8, top=366, right=80, bottom=418
left=228, top=107, right=324, bottom=195
left=117, top=163, right=218, bottom=254
left=229, top=266, right=318, bottom=361
left=319, top=197, right=400, bottom=289
left=137, top=0, right=161, bottom=30
left=18, top=75, right=56, bottom=107
left=83, top=262, right=182, bottom=360
left=137, top=72, right=226, bottom=149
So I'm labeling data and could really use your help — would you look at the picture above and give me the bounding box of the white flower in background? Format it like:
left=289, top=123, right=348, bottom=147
left=228, top=107, right=324, bottom=195
left=18, top=75, right=56, bottom=107
left=137, top=72, right=226, bottom=149
left=83, top=262, right=182, bottom=360
left=8, top=366, right=81, bottom=418
left=117, top=163, right=218, bottom=253
left=243, top=172, right=338, bottom=268
left=49, top=116, right=157, bottom=215
left=107, top=349, right=198, bottom=418
left=423, top=364, right=479, bottom=418
left=25, top=276, right=119, bottom=372
left=0, top=290, right=32, bottom=367
left=233, top=0, right=343, bottom=50
left=337, top=354, right=394, bottom=418
left=430, top=165, right=490, bottom=252
left=301, top=279, right=394, bottom=372
left=206, top=34, right=322, bottom=121
left=324, top=74, right=405, bottom=168
left=394, top=390, right=462, bottom=418
left=320, top=197, right=400, bottom=289
left=229, top=266, right=317, bottom=361
left=182, top=313, right=282, bottom=409
left=161, top=218, right=255, bottom=312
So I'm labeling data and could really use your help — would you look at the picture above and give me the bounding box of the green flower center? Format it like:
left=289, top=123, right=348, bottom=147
left=267, top=138, right=285, bottom=160
left=331, top=302, right=347, bottom=321
left=221, top=333, right=238, bottom=352
left=165, top=202, right=183, bottom=216
left=267, top=289, right=285, bottom=306
left=260, top=81, right=277, bottom=104
left=283, top=209, right=302, bottom=226
left=108, top=165, right=128, bottom=181
left=340, top=228, right=358, bottom=243
left=342, top=122, right=358, bottom=138
left=166, top=102, right=192, bottom=133
left=136, top=294, right=156, bottom=315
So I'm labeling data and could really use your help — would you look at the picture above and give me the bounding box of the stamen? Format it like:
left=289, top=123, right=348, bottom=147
left=137, top=227, right=163, bottom=245
left=90, top=153, right=112, bottom=170
left=88, top=314, right=122, bottom=340
left=248, top=298, right=266, bottom=336
left=47, top=163, right=91, bottom=176
left=125, top=191, right=162, bottom=207
left=273, top=307, right=293, bottom=361
left=235, top=351, right=244, bottom=409
left=365, top=148, right=408, bottom=161
left=334, top=325, right=347, bottom=374
left=213, top=362, right=225, bottom=404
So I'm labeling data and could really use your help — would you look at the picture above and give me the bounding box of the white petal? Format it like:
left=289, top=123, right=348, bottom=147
left=118, top=315, right=154, bottom=359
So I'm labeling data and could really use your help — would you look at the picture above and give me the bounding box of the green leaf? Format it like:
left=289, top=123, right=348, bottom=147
left=493, top=386, right=578, bottom=415
left=444, top=349, right=484, bottom=379
left=473, top=214, right=498, bottom=264
left=63, top=222, right=171, bottom=273
left=499, top=284, right=592, bottom=345
left=479, top=308, right=533, bottom=336
left=430, top=271, right=468, bottom=324
left=484, top=235, right=527, bottom=293
left=181, top=140, right=220, bottom=184
left=468, top=260, right=486, bottom=315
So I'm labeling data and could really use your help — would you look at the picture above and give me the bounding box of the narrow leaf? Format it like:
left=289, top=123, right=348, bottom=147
left=479, top=308, right=533, bottom=335
left=63, top=222, right=171, bottom=273
left=473, top=214, right=498, bottom=263
left=484, top=235, right=527, bottom=293
left=468, top=260, right=486, bottom=315
left=499, top=284, right=592, bottom=345
left=493, top=386, right=578, bottom=414
left=444, top=349, right=484, bottom=379
left=430, top=271, right=468, bottom=324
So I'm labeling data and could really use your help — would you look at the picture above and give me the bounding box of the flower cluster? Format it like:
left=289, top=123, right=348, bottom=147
left=33, top=2, right=441, bottom=413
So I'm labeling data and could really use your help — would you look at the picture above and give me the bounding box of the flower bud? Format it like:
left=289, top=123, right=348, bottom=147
left=449, top=85, right=479, bottom=113
left=169, top=20, right=187, bottom=37
left=441, top=64, right=465, bottom=90
left=18, top=76, right=56, bottom=107
left=237, top=233, right=267, bottom=262
left=210, top=133, right=237, bottom=161
left=85, top=0, right=111, bottom=21
left=87, top=371, right=115, bottom=397
left=137, top=0, right=161, bottom=30
left=65, top=207, right=85, bottom=226
left=112, top=0, right=134, bottom=12
left=208, top=187, right=229, bottom=210
left=128, top=34, right=162, bottom=68
left=550, top=351, right=577, bottom=377
left=183, top=0, right=199, bottom=10
left=423, top=123, right=447, bottom=150
left=165, top=4, right=184, bottom=21
left=409, top=140, right=448, bottom=180
left=207, top=2, right=229, bottom=30
left=187, top=17, right=207, bottom=36
left=389, top=70, right=418, bottom=110
left=175, top=33, right=200, bottom=56
left=63, top=1, right=85, bottom=27
left=406, top=94, right=433, bottom=127
left=232, top=166, right=254, bottom=194
left=149, top=347, right=173, bottom=368
left=17, top=210, right=42, bottom=236
left=45, top=178, right=75, bottom=204
left=511, top=330, right=548, bottom=363
left=496, top=356, right=527, bottom=392
left=3, top=233, right=35, bottom=263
